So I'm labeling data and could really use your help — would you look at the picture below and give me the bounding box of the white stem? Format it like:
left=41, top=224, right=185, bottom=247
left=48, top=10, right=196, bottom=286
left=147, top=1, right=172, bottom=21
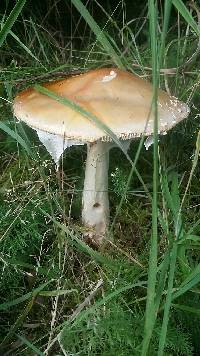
left=82, top=141, right=111, bottom=244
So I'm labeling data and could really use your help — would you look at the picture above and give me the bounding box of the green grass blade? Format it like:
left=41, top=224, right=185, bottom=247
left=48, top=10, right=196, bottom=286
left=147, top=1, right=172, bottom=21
left=70, top=282, right=146, bottom=327
left=154, top=250, right=170, bottom=314
left=171, top=173, right=183, bottom=239
left=16, top=334, right=44, bottom=356
left=57, top=281, right=147, bottom=351
left=187, top=218, right=200, bottom=235
left=1, top=298, right=35, bottom=347
left=158, top=243, right=178, bottom=355
left=10, top=30, right=43, bottom=65
left=70, top=0, right=124, bottom=68
left=177, top=134, right=200, bottom=274
left=110, top=136, right=151, bottom=233
left=45, top=280, right=147, bottom=352
left=29, top=18, right=50, bottom=63
left=178, top=235, right=200, bottom=244
left=171, top=303, right=200, bottom=316
left=0, top=280, right=53, bottom=311
left=2, top=257, right=56, bottom=277
left=179, top=132, right=200, bottom=213
left=172, top=0, right=200, bottom=37
left=0, top=121, right=31, bottom=154
left=39, top=207, right=119, bottom=269
left=159, top=0, right=172, bottom=67
left=0, top=0, right=27, bottom=47
left=172, top=263, right=200, bottom=300
left=39, top=289, right=78, bottom=297
left=161, top=174, right=176, bottom=216
left=142, top=1, right=159, bottom=354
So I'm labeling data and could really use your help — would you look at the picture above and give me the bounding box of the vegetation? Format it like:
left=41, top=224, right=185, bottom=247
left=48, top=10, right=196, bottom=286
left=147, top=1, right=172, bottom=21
left=0, top=0, right=200, bottom=355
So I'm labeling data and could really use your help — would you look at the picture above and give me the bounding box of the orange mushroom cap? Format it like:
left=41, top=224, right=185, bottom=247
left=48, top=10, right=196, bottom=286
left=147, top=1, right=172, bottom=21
left=13, top=68, right=190, bottom=142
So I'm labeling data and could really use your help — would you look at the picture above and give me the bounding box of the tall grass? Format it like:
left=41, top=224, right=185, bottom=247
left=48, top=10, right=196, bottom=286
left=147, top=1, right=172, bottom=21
left=142, top=1, right=159, bottom=354
left=0, top=0, right=200, bottom=355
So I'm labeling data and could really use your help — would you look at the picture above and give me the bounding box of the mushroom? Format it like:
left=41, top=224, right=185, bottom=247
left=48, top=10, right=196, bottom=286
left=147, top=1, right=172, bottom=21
left=13, top=68, right=190, bottom=244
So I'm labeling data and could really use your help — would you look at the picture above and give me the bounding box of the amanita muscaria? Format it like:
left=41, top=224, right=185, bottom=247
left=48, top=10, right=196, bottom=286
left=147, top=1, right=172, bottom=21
left=13, top=68, right=190, bottom=244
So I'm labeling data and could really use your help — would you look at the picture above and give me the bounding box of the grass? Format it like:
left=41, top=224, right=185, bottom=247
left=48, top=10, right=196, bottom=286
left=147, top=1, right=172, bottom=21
left=0, top=0, right=200, bottom=355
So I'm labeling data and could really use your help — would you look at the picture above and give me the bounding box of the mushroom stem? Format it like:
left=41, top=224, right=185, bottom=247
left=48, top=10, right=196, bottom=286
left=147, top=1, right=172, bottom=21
left=82, top=141, right=111, bottom=244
